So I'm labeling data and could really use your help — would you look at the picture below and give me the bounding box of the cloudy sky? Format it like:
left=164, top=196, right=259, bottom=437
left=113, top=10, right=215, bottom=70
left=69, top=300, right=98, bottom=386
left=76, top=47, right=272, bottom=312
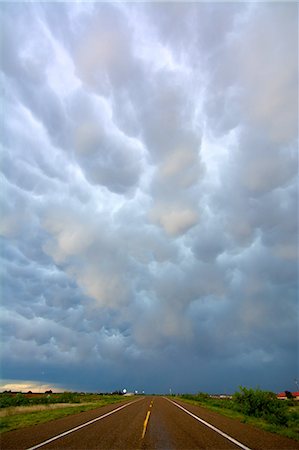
left=1, top=2, right=298, bottom=394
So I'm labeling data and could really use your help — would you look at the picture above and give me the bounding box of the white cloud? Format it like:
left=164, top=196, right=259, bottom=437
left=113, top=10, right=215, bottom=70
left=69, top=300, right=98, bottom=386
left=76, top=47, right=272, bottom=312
left=234, top=4, right=298, bottom=145
left=0, top=380, right=65, bottom=393
left=150, top=206, right=198, bottom=236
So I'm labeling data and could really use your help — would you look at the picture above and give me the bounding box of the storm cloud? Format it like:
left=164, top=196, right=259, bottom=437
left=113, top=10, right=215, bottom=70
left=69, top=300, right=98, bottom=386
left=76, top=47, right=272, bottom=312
left=0, top=2, right=297, bottom=394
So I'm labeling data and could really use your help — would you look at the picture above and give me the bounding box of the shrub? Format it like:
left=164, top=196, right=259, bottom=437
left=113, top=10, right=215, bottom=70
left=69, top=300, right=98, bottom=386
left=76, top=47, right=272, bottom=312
left=288, top=409, right=299, bottom=427
left=14, top=393, right=30, bottom=407
left=181, top=392, right=210, bottom=402
left=196, top=392, right=210, bottom=401
left=0, top=393, right=31, bottom=408
left=181, top=394, right=196, bottom=401
left=0, top=395, right=14, bottom=408
left=55, top=392, right=80, bottom=404
left=233, top=387, right=288, bottom=425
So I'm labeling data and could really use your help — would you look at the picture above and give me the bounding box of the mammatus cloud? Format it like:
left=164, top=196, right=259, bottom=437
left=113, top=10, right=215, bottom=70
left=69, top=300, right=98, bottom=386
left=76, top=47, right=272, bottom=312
left=0, top=2, right=297, bottom=393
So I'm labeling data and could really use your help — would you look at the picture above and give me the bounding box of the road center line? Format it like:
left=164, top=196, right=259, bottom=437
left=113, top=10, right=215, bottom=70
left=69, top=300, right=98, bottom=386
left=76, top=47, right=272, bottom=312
left=165, top=398, right=252, bottom=450
left=141, top=410, right=151, bottom=439
left=26, top=398, right=143, bottom=450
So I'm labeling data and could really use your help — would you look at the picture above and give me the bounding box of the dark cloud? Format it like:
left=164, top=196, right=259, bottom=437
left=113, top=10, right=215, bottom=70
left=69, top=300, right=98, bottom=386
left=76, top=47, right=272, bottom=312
left=1, top=2, right=297, bottom=393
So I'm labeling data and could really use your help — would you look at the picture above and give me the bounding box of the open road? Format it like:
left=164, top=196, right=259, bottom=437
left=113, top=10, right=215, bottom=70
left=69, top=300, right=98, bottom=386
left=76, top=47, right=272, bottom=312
left=1, top=396, right=299, bottom=450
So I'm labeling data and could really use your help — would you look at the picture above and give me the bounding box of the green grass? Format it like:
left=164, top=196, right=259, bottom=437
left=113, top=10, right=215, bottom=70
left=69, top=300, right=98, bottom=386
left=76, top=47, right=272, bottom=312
left=0, top=395, right=135, bottom=434
left=176, top=395, right=299, bottom=442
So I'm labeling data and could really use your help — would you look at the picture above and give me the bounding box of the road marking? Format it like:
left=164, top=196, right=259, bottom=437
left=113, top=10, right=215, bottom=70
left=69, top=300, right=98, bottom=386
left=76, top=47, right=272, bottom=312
left=165, top=398, right=252, bottom=450
left=141, top=410, right=151, bottom=439
left=26, top=398, right=142, bottom=450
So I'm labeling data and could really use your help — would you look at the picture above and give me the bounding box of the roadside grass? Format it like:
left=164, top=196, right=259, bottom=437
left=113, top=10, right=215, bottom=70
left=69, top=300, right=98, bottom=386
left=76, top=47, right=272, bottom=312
left=176, top=395, right=299, bottom=442
left=0, top=395, right=135, bottom=434
left=0, top=403, right=90, bottom=417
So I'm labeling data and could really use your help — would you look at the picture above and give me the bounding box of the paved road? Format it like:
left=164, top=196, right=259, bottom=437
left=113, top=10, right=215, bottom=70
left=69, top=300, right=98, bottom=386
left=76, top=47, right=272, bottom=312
left=1, top=396, right=299, bottom=450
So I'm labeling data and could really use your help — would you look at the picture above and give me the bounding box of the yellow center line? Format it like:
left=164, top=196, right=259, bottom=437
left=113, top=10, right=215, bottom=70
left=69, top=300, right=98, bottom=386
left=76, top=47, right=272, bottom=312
left=141, top=410, right=151, bottom=439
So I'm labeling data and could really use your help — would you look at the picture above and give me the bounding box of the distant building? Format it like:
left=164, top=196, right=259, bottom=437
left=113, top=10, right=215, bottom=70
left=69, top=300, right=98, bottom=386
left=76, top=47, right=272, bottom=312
left=210, top=394, right=233, bottom=399
left=277, top=391, right=299, bottom=400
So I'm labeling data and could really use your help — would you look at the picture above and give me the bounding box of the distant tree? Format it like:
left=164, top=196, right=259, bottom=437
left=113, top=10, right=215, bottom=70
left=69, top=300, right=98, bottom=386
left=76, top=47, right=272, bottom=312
left=285, top=391, right=294, bottom=399
left=112, top=390, right=123, bottom=395
left=45, top=390, right=52, bottom=394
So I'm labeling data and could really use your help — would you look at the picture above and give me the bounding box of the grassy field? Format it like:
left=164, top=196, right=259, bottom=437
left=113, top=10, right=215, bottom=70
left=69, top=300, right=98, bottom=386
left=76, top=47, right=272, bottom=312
left=0, top=394, right=135, bottom=434
left=176, top=392, right=299, bottom=442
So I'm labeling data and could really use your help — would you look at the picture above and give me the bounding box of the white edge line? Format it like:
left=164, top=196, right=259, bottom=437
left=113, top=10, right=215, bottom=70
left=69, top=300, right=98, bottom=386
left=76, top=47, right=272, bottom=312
left=26, top=398, right=142, bottom=450
left=165, top=398, right=252, bottom=450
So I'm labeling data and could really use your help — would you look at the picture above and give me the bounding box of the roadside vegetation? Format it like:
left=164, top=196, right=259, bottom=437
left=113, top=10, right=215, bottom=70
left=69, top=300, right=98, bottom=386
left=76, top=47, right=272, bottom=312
left=177, top=387, right=299, bottom=442
left=0, top=392, right=134, bottom=433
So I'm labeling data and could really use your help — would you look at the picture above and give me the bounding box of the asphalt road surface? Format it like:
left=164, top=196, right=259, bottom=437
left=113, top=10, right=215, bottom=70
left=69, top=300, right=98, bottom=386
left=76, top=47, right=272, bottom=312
left=1, top=396, right=299, bottom=450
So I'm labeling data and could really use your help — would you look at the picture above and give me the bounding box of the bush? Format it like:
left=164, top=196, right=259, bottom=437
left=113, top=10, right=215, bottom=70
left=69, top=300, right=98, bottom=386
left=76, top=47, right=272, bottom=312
left=288, top=409, right=299, bottom=427
left=55, top=392, right=80, bottom=404
left=0, top=392, right=80, bottom=408
left=181, top=392, right=210, bottom=402
left=196, top=392, right=210, bottom=401
left=233, top=387, right=288, bottom=426
left=0, top=395, right=14, bottom=408
left=0, top=393, right=31, bottom=408
left=14, top=394, right=30, bottom=407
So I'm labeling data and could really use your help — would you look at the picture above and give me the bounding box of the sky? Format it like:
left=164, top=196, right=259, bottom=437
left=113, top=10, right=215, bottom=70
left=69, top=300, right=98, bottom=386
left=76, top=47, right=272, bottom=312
left=0, top=2, right=298, bottom=395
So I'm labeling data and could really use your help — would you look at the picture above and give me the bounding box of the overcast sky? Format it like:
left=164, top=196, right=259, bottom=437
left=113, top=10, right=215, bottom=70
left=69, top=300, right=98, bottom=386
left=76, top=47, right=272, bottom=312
left=1, top=2, right=298, bottom=394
